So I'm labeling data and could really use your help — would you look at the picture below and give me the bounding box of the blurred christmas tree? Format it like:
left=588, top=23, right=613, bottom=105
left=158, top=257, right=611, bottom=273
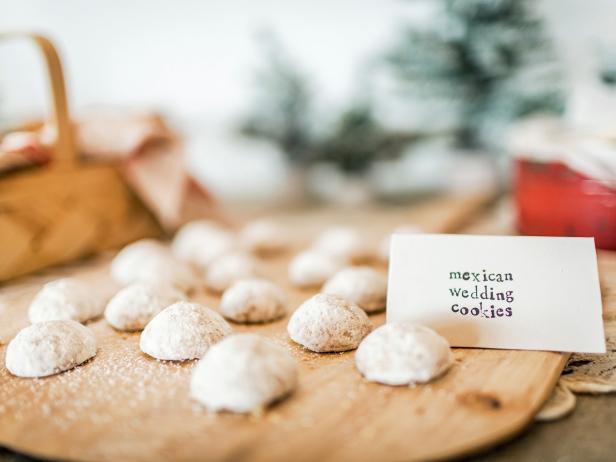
left=385, top=0, right=564, bottom=151
left=240, top=0, right=563, bottom=175
left=240, top=35, right=315, bottom=166
left=316, top=103, right=417, bottom=174
left=240, top=35, right=416, bottom=175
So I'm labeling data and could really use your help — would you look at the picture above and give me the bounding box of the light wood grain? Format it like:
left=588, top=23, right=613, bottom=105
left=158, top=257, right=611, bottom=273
left=0, top=194, right=569, bottom=462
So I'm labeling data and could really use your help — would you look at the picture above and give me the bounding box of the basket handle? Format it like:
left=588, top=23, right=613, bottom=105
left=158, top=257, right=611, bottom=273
left=0, top=32, right=76, bottom=168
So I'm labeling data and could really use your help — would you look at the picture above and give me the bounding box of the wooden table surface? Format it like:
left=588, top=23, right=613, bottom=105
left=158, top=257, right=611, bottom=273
left=1, top=195, right=614, bottom=462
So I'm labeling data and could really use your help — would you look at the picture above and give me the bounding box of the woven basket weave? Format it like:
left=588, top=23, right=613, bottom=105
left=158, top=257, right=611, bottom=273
left=0, top=33, right=162, bottom=282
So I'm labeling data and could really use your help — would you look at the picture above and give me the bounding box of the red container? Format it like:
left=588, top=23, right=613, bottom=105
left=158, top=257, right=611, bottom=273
left=514, top=158, right=616, bottom=250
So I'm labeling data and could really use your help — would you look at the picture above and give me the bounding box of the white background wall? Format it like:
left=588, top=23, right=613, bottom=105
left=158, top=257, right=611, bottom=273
left=1, top=0, right=615, bottom=200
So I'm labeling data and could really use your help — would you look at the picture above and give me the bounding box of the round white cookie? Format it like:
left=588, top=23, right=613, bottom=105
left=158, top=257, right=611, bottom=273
left=355, top=322, right=453, bottom=386
left=150, top=257, right=201, bottom=293
left=287, top=294, right=372, bottom=353
left=140, top=301, right=232, bottom=360
left=104, top=283, right=186, bottom=331
left=134, top=257, right=200, bottom=293
left=311, top=226, right=373, bottom=263
left=220, top=278, right=287, bottom=323
left=191, top=333, right=298, bottom=413
left=172, top=220, right=235, bottom=269
left=205, top=253, right=260, bottom=293
left=28, top=278, right=103, bottom=324
left=379, top=225, right=422, bottom=262
left=239, top=219, right=289, bottom=256
left=110, top=239, right=169, bottom=284
left=111, top=239, right=200, bottom=292
left=6, top=320, right=97, bottom=378
left=288, top=251, right=341, bottom=289
left=322, top=266, right=387, bottom=313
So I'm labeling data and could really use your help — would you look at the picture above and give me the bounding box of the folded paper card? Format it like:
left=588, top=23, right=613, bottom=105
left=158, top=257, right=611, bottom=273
left=387, top=234, right=605, bottom=353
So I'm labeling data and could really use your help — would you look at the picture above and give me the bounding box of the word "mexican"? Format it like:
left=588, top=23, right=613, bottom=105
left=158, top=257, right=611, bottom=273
left=449, top=269, right=513, bottom=283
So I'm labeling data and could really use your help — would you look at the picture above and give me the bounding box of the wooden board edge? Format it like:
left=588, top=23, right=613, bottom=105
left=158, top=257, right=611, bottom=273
left=434, top=352, right=570, bottom=462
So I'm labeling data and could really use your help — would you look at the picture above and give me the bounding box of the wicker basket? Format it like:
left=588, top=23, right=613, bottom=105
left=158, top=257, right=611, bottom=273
left=0, top=33, right=162, bottom=282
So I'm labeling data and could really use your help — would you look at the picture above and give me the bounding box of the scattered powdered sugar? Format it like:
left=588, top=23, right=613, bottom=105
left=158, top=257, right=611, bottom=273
left=0, top=305, right=457, bottom=459
left=28, top=278, right=104, bottom=324
left=355, top=322, right=453, bottom=386
left=287, top=294, right=372, bottom=353
left=140, top=302, right=232, bottom=360
left=0, top=321, right=196, bottom=430
left=5, top=320, right=97, bottom=378
left=190, top=333, right=298, bottom=413
left=321, top=266, right=387, bottom=313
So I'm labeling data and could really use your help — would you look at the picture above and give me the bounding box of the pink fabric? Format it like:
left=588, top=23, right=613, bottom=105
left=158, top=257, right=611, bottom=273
left=0, top=112, right=217, bottom=230
left=0, top=131, right=50, bottom=172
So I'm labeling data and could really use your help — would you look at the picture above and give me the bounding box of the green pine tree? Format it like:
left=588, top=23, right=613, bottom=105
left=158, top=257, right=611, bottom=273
left=239, top=34, right=315, bottom=166
left=385, top=0, right=564, bottom=150
left=240, top=35, right=417, bottom=174
left=315, top=103, right=416, bottom=174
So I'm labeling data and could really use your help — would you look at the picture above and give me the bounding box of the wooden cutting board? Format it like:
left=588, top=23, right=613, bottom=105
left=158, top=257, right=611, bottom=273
left=0, top=195, right=568, bottom=462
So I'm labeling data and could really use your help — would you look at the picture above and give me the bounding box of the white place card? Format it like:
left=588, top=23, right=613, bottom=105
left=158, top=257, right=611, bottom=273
left=387, top=234, right=605, bottom=353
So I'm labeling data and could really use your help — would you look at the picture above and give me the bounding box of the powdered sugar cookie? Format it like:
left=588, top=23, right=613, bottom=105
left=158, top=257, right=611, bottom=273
left=110, top=239, right=169, bottom=284
left=239, top=219, right=290, bottom=256
left=322, top=266, right=387, bottom=313
left=104, top=282, right=186, bottom=331
left=6, top=320, right=97, bottom=378
left=28, top=278, right=104, bottom=324
left=355, top=322, right=452, bottom=386
left=288, top=251, right=341, bottom=289
left=205, top=253, right=260, bottom=293
left=112, top=240, right=200, bottom=293
left=191, top=334, right=298, bottom=413
left=311, top=226, right=373, bottom=263
left=172, top=220, right=235, bottom=269
left=140, top=301, right=232, bottom=360
left=140, top=257, right=200, bottom=293
left=220, top=278, right=287, bottom=323
left=287, top=294, right=372, bottom=352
